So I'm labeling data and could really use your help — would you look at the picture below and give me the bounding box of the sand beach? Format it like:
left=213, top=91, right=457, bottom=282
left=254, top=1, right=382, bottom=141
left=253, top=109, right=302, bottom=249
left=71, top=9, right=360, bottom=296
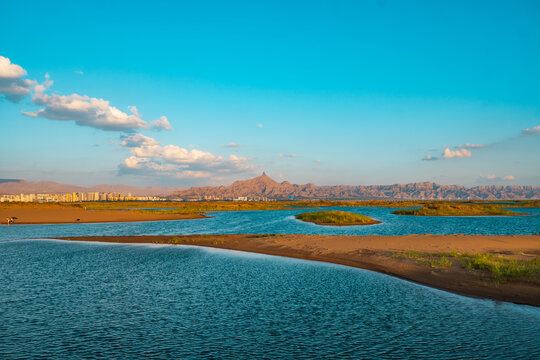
left=54, top=234, right=540, bottom=306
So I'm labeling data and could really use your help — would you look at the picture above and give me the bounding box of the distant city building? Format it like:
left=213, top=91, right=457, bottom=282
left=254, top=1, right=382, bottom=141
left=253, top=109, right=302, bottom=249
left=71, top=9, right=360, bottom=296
left=0, top=192, right=167, bottom=203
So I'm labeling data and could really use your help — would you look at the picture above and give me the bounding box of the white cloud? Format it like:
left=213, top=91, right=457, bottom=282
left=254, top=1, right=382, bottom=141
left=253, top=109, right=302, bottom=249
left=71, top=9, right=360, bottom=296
left=522, top=125, right=540, bottom=135
left=422, top=154, right=438, bottom=161
left=0, top=56, right=35, bottom=102
left=0, top=56, right=26, bottom=78
left=423, top=144, right=477, bottom=160
left=223, top=142, right=241, bottom=148
left=23, top=88, right=150, bottom=132
left=314, top=159, right=321, bottom=163
left=120, top=133, right=160, bottom=147
left=479, top=174, right=515, bottom=182
left=440, top=147, right=472, bottom=159
left=150, top=116, right=172, bottom=131
left=7, top=70, right=168, bottom=133
left=279, top=153, right=299, bottom=158
left=75, top=70, right=84, bottom=75
left=118, top=134, right=255, bottom=179
left=458, top=143, right=483, bottom=149
left=257, top=124, right=263, bottom=128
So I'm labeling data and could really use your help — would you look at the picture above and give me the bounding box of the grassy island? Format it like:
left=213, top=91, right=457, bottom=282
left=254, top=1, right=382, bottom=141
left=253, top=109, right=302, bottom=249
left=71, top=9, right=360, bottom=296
left=392, top=203, right=528, bottom=217
left=295, top=210, right=380, bottom=226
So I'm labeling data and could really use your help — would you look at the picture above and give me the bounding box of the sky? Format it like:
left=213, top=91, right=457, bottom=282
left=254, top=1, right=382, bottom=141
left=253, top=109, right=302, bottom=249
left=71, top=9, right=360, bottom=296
left=1, top=0, right=539, bottom=187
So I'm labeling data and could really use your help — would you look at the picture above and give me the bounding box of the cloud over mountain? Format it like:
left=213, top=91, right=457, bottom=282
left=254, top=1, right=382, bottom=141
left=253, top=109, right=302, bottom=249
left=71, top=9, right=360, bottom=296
left=478, top=174, right=516, bottom=183
left=118, top=134, right=255, bottom=180
left=423, top=143, right=478, bottom=160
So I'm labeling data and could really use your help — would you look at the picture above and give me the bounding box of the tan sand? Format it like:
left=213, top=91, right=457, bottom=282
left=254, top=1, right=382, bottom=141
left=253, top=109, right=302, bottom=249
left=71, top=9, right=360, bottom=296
left=0, top=207, right=206, bottom=224
left=54, top=234, right=540, bottom=306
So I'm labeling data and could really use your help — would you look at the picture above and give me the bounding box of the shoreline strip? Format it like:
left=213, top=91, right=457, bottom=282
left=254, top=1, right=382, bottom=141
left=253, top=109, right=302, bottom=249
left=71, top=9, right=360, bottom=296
left=50, top=234, right=540, bottom=307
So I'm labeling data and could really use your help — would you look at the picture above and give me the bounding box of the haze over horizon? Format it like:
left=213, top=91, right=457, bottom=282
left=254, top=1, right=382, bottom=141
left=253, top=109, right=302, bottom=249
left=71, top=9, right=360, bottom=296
left=1, top=1, right=540, bottom=188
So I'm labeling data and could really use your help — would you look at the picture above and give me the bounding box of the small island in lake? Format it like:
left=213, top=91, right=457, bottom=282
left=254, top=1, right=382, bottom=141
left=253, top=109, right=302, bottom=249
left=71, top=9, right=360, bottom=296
left=295, top=210, right=381, bottom=226
left=392, top=203, right=529, bottom=216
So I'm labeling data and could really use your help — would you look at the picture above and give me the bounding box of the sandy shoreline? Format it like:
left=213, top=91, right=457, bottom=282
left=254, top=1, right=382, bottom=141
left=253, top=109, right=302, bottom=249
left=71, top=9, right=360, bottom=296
left=0, top=207, right=206, bottom=224
left=53, top=234, right=540, bottom=306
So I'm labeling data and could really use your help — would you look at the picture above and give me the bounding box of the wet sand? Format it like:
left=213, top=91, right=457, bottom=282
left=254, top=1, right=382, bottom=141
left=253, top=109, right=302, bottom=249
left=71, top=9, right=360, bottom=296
left=1, top=207, right=206, bottom=224
left=54, top=234, right=540, bottom=306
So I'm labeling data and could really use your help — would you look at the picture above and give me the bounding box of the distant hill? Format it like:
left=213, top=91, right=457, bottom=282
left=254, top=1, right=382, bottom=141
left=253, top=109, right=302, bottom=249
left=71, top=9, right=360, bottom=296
left=0, top=180, right=185, bottom=197
left=168, top=173, right=540, bottom=200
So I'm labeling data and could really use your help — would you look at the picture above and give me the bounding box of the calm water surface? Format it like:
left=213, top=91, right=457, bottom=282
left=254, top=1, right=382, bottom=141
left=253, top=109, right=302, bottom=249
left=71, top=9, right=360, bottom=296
left=1, top=207, right=539, bottom=241
left=1, top=208, right=539, bottom=358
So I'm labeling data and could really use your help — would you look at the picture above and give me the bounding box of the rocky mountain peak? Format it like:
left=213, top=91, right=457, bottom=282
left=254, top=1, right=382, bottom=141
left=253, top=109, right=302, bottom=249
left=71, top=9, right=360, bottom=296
left=168, top=175, right=540, bottom=200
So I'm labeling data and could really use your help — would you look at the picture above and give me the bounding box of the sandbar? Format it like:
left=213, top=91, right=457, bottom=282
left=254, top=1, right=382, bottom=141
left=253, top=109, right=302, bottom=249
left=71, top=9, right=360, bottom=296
left=1, top=206, right=206, bottom=224
left=53, top=234, right=540, bottom=306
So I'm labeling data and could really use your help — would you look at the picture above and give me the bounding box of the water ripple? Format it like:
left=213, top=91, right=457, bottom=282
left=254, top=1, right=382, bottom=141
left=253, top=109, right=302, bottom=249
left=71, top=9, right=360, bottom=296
left=0, top=240, right=539, bottom=359
left=0, top=207, right=539, bottom=242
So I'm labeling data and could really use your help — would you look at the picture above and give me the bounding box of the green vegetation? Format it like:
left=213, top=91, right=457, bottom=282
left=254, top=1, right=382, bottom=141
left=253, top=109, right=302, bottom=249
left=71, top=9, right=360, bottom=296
left=1, top=199, right=537, bottom=215
left=479, top=200, right=540, bottom=208
left=168, top=236, right=195, bottom=244
left=392, top=203, right=528, bottom=216
left=295, top=210, right=380, bottom=226
left=132, top=208, right=200, bottom=215
left=0, top=202, right=73, bottom=209
left=168, top=237, right=181, bottom=244
left=73, top=201, right=306, bottom=213
left=461, top=254, right=540, bottom=281
left=249, top=234, right=282, bottom=238
left=392, top=250, right=540, bottom=282
left=392, top=250, right=454, bottom=268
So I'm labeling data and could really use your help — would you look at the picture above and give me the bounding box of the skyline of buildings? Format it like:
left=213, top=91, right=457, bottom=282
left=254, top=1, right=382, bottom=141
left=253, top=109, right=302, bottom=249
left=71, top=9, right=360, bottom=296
left=0, top=192, right=166, bottom=203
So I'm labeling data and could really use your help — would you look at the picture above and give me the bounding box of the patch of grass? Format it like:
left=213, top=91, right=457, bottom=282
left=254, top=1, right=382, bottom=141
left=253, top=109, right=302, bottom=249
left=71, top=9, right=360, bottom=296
left=392, top=250, right=540, bottom=281
left=392, top=203, right=528, bottom=216
left=392, top=250, right=453, bottom=268
left=295, top=210, right=380, bottom=226
left=134, top=209, right=196, bottom=215
left=461, top=254, right=540, bottom=281
left=0, top=202, right=75, bottom=210
left=489, top=200, right=540, bottom=208
left=168, top=237, right=182, bottom=244
left=2, top=200, right=536, bottom=212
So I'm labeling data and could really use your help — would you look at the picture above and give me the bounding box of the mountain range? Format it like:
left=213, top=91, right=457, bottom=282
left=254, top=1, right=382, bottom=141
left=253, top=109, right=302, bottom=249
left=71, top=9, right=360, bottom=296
left=168, top=173, right=540, bottom=200
left=0, top=179, right=184, bottom=197
left=2, top=174, right=539, bottom=200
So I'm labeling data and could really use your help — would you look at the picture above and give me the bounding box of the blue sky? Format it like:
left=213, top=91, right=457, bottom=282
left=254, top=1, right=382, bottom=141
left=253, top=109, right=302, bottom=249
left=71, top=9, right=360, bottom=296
left=1, top=0, right=539, bottom=187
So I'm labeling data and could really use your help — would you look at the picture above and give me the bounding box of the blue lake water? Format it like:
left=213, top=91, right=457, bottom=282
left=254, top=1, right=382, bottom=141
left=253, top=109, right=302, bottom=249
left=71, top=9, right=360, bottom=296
left=1, top=207, right=539, bottom=242
left=1, top=207, right=540, bottom=358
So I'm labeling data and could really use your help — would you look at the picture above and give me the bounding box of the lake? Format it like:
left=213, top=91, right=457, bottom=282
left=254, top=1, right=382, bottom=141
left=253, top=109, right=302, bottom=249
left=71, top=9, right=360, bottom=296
left=1, top=207, right=539, bottom=358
